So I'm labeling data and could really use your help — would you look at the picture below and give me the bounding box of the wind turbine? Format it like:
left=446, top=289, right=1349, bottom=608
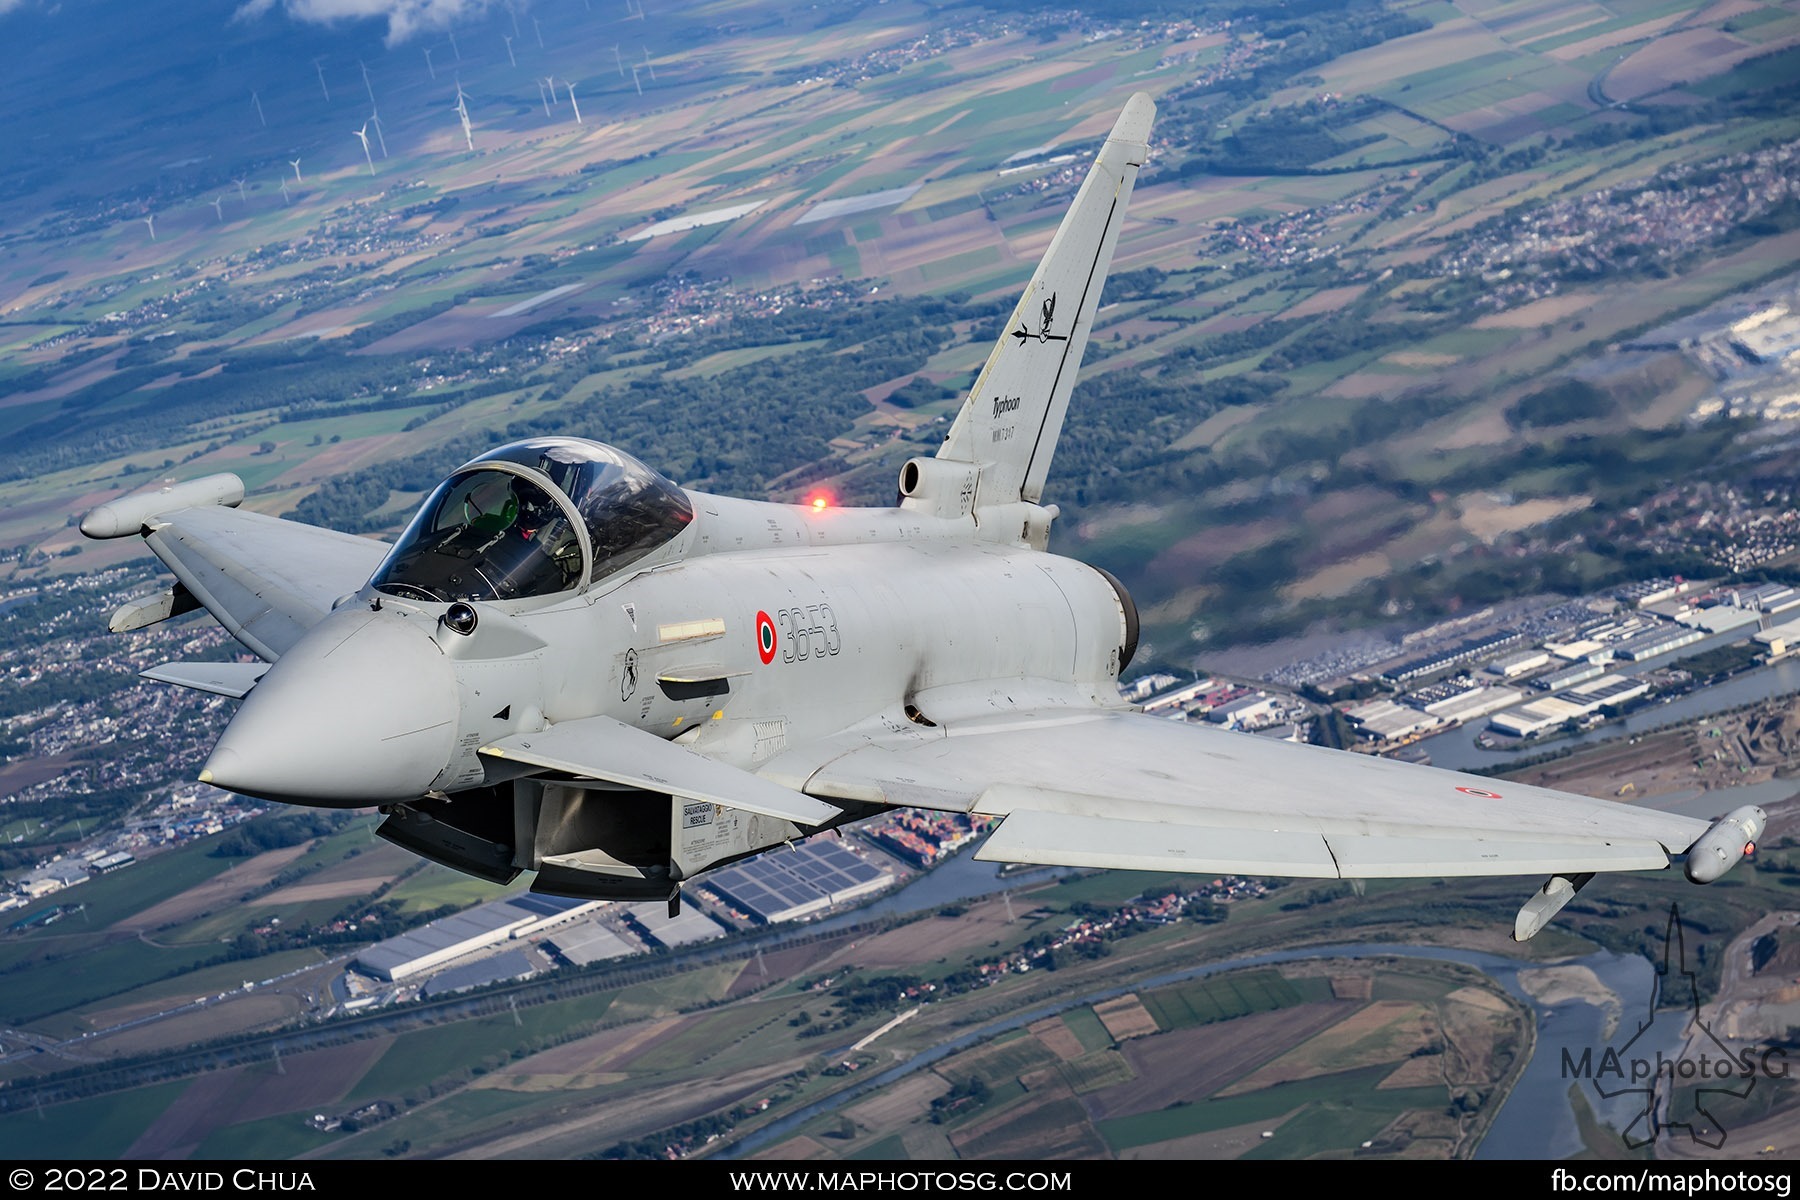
left=423, top=46, right=437, bottom=80
left=542, top=75, right=559, bottom=109
left=453, top=83, right=474, bottom=152
left=279, top=178, right=291, bottom=205
left=627, top=0, right=645, bottom=20
left=233, top=177, right=247, bottom=202
left=142, top=215, right=156, bottom=241
left=360, top=60, right=377, bottom=109
left=567, top=80, right=583, bottom=125
left=353, top=122, right=374, bottom=174
left=370, top=111, right=389, bottom=159
left=643, top=47, right=655, bottom=81
left=289, top=158, right=303, bottom=184
left=631, top=65, right=642, bottom=96
left=613, top=45, right=624, bottom=78
left=533, top=17, right=544, bottom=48
left=251, top=91, right=266, bottom=126
left=211, top=196, right=226, bottom=222
left=448, top=28, right=461, bottom=63
left=503, top=34, right=515, bottom=68
left=536, top=77, right=551, bottom=117
left=313, top=58, right=330, bottom=103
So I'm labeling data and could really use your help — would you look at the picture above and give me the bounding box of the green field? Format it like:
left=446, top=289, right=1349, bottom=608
left=345, top=992, right=619, bottom=1103
left=668, top=339, right=827, bottom=380
left=0, top=1081, right=188, bottom=1158
left=11, top=840, right=237, bottom=941
left=1139, top=969, right=1307, bottom=1031
left=946, top=1029, right=1060, bottom=1084
left=1240, top=1083, right=1451, bottom=1158
left=618, top=999, right=802, bottom=1073
left=0, top=936, right=226, bottom=1025
left=195, top=1108, right=346, bottom=1161
left=850, top=1133, right=910, bottom=1159
left=32, top=948, right=327, bottom=1039
left=1059, top=1049, right=1136, bottom=1093
left=1097, top=1063, right=1444, bottom=1150
left=1061, top=1005, right=1114, bottom=1055
left=1039, top=872, right=1196, bottom=907
left=382, top=863, right=522, bottom=914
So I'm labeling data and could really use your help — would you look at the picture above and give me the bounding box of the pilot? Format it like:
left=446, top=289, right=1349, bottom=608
left=512, top=481, right=582, bottom=588
left=515, top=486, right=560, bottom=542
left=462, top=476, right=521, bottom=534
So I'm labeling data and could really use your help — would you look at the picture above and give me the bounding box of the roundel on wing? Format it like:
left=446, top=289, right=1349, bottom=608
left=1455, top=786, right=1502, bottom=799
left=755, top=610, right=777, bottom=664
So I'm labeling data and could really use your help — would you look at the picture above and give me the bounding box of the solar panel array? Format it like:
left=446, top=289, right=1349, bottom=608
left=707, top=840, right=887, bottom=923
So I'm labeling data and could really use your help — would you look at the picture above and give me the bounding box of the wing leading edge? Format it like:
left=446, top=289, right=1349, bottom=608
left=82, top=474, right=389, bottom=662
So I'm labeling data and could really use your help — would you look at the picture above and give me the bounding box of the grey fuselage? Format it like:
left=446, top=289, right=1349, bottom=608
left=410, top=491, right=1131, bottom=799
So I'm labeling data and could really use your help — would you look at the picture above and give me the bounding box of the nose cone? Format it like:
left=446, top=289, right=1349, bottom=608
left=202, top=608, right=458, bottom=807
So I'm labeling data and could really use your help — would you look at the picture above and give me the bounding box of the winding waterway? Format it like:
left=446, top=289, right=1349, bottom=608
left=724, top=851, right=1687, bottom=1159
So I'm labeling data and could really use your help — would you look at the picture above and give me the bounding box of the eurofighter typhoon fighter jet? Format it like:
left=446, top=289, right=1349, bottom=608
left=82, top=95, right=1765, bottom=940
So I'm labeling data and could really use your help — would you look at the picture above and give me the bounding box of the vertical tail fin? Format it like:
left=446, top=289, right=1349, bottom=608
left=929, top=92, right=1152, bottom=516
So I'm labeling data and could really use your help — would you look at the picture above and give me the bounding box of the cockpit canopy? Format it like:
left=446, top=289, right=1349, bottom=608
left=370, top=437, right=694, bottom=603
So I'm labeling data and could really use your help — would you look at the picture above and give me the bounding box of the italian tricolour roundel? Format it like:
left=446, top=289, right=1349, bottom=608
left=755, top=610, right=778, bottom=664
left=1455, top=786, right=1503, bottom=799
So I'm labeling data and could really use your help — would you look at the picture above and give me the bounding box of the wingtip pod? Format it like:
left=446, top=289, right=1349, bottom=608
left=1684, top=804, right=1767, bottom=883
left=80, top=473, right=245, bottom=539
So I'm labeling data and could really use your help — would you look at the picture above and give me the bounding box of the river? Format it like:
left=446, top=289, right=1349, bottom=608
left=813, top=852, right=1072, bottom=932
left=722, top=847, right=1685, bottom=1159
left=718, top=928, right=1676, bottom=1159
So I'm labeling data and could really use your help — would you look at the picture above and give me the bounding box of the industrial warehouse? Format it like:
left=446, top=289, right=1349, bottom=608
left=355, top=893, right=604, bottom=983
left=345, top=839, right=897, bottom=994
left=1321, top=574, right=1800, bottom=755
left=1486, top=674, right=1652, bottom=739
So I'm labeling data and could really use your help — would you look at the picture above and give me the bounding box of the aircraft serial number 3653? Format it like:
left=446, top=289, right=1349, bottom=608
left=770, top=606, right=841, bottom=663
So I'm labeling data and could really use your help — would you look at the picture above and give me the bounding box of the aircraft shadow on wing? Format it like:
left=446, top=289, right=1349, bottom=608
left=80, top=94, right=1765, bottom=940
